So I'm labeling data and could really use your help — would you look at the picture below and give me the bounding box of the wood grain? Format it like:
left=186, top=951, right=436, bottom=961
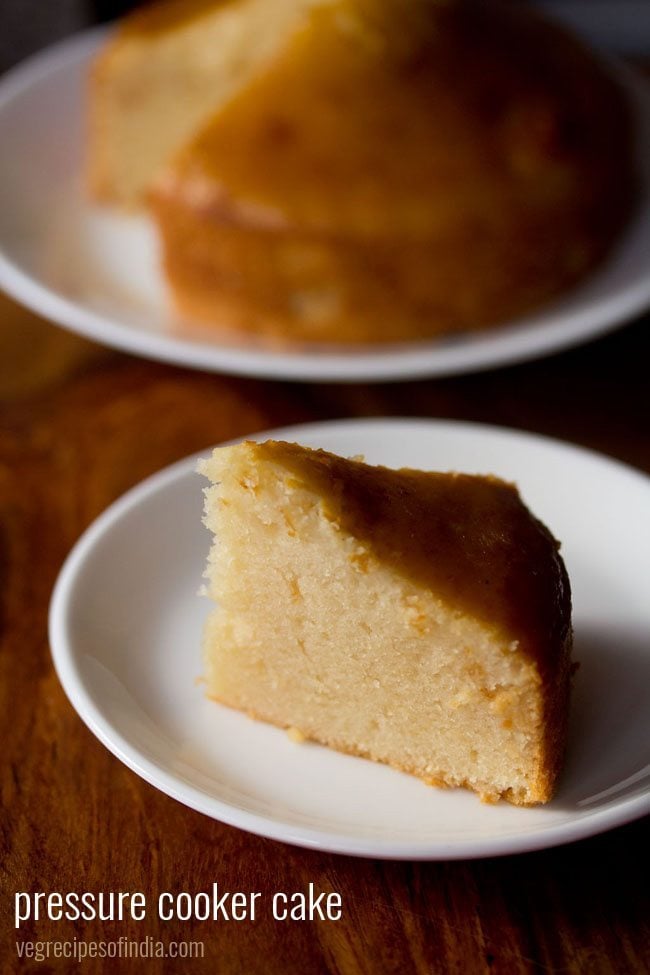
left=1, top=292, right=649, bottom=974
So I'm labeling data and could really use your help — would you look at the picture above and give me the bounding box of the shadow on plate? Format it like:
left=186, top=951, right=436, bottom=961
left=554, top=621, right=650, bottom=810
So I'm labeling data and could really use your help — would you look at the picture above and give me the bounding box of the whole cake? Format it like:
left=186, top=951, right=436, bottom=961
left=90, top=0, right=636, bottom=345
left=199, top=440, right=573, bottom=805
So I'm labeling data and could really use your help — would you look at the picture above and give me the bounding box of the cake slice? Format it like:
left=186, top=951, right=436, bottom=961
left=199, top=440, right=573, bottom=805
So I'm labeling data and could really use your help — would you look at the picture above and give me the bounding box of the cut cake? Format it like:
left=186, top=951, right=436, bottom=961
left=90, top=0, right=635, bottom=343
left=199, top=440, right=573, bottom=805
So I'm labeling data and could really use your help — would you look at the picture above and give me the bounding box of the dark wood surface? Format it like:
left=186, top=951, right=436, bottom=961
left=1, top=288, right=649, bottom=973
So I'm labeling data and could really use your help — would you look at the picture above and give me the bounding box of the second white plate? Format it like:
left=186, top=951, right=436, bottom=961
left=49, top=418, right=650, bottom=858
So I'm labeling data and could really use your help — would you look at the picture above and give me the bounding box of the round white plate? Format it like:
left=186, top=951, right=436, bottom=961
left=49, top=418, right=650, bottom=859
left=2, top=33, right=650, bottom=382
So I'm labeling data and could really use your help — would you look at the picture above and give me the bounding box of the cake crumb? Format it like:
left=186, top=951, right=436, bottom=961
left=286, top=726, right=307, bottom=744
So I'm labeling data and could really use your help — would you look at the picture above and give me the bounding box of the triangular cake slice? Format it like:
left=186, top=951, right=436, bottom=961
left=199, top=440, right=572, bottom=805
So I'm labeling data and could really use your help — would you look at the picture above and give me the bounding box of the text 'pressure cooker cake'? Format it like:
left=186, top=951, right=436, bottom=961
left=89, top=0, right=636, bottom=345
left=199, top=441, right=573, bottom=805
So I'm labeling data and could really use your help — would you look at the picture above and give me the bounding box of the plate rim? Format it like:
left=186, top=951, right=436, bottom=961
left=2, top=30, right=650, bottom=382
left=48, top=417, right=650, bottom=859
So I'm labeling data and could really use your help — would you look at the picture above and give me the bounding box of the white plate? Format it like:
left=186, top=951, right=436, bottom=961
left=2, top=32, right=650, bottom=382
left=49, top=418, right=650, bottom=859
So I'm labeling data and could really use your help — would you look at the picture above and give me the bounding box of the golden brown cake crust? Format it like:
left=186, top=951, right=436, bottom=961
left=174, top=0, right=633, bottom=239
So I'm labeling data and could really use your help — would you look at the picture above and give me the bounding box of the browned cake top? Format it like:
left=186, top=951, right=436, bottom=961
left=253, top=440, right=572, bottom=672
left=173, top=0, right=633, bottom=240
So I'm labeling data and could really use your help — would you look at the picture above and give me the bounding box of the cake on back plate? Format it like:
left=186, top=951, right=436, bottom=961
left=199, top=441, right=573, bottom=805
left=90, top=0, right=636, bottom=345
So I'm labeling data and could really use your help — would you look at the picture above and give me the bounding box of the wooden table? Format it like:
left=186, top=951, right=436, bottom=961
left=1, top=291, right=648, bottom=974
